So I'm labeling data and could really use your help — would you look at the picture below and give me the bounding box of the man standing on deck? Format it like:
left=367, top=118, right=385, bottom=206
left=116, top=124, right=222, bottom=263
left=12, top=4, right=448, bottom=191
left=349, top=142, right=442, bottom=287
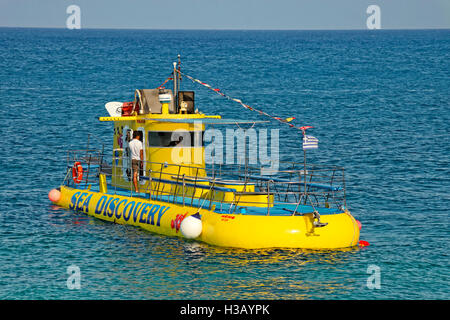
left=129, top=131, right=143, bottom=193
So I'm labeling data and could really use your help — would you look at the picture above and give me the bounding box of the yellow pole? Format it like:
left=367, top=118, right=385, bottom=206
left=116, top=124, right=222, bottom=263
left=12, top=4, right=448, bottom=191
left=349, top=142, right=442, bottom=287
left=99, top=174, right=107, bottom=193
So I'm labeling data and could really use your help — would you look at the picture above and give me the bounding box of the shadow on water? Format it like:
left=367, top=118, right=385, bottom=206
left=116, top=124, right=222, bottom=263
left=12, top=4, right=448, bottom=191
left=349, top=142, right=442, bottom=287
left=46, top=205, right=364, bottom=299
left=178, top=242, right=363, bottom=299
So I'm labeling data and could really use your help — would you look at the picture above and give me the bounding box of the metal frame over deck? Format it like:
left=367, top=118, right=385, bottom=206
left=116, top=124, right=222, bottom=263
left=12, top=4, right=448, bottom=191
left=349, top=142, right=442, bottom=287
left=63, top=149, right=347, bottom=219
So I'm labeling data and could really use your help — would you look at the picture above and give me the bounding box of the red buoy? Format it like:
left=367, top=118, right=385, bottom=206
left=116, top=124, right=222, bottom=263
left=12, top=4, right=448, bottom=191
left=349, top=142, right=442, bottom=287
left=359, top=240, right=370, bottom=247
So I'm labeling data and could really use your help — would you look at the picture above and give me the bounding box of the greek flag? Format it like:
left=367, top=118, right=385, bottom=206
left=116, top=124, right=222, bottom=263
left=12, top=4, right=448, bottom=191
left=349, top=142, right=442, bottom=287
left=303, top=135, right=319, bottom=150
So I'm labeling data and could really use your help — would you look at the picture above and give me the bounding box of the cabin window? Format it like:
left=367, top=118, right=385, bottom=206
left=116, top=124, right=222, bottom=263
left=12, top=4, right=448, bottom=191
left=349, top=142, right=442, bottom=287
left=148, top=131, right=204, bottom=147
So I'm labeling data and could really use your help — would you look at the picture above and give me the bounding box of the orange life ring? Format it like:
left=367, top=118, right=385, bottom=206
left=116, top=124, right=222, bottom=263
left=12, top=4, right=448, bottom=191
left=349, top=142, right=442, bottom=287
left=72, top=161, right=83, bottom=184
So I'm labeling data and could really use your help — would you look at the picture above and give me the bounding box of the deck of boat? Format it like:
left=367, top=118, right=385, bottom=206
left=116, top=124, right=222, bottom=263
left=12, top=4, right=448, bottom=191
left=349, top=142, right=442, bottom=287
left=75, top=182, right=343, bottom=216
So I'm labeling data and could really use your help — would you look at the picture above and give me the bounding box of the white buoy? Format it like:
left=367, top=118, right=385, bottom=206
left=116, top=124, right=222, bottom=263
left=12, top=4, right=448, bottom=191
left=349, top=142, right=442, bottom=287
left=180, top=213, right=202, bottom=239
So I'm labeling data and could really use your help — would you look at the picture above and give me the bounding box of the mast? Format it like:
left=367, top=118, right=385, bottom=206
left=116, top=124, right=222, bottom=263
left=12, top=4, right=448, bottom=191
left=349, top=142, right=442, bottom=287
left=173, top=61, right=178, bottom=111
left=173, top=54, right=182, bottom=112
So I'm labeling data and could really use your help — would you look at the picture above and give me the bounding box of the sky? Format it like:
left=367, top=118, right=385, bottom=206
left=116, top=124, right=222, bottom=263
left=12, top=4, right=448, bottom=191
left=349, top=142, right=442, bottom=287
left=0, top=0, right=449, bottom=30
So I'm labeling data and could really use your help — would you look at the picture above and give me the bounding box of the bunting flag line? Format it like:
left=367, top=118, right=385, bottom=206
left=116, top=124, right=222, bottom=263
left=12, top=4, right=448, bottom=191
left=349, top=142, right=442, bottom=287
left=176, top=70, right=306, bottom=131
left=157, top=76, right=173, bottom=89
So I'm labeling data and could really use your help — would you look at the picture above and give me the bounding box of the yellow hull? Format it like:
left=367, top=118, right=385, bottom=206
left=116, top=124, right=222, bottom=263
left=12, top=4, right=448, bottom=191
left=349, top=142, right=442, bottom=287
left=54, top=186, right=360, bottom=249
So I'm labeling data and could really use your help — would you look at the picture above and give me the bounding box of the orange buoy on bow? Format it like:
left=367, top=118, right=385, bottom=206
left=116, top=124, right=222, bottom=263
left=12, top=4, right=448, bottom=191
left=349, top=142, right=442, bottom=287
left=72, top=161, right=83, bottom=184
left=48, top=188, right=61, bottom=202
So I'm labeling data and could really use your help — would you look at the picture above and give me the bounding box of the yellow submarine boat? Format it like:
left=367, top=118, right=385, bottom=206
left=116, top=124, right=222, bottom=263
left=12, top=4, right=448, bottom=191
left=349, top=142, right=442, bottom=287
left=48, top=60, right=364, bottom=249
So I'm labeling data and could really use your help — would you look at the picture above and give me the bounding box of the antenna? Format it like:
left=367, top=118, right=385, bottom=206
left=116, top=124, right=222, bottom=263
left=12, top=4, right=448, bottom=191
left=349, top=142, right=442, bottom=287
left=174, top=54, right=182, bottom=112
left=178, top=55, right=182, bottom=87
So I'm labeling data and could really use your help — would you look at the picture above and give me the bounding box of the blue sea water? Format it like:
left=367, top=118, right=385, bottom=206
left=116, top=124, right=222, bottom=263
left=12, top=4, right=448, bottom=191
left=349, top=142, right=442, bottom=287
left=0, top=28, right=448, bottom=300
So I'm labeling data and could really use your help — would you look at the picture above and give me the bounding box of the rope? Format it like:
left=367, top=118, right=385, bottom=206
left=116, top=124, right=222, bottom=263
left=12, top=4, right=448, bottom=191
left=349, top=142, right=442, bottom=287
left=235, top=121, right=256, bottom=130
left=196, top=178, right=217, bottom=213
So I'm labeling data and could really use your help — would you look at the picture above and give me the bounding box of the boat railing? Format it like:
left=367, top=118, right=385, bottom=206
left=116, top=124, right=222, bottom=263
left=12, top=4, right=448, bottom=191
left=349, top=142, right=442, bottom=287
left=62, top=149, right=110, bottom=188
left=204, top=162, right=346, bottom=213
left=63, top=150, right=346, bottom=215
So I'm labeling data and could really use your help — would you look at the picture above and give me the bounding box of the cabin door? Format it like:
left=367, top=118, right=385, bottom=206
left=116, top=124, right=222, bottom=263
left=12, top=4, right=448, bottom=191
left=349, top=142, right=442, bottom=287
left=122, top=126, right=133, bottom=181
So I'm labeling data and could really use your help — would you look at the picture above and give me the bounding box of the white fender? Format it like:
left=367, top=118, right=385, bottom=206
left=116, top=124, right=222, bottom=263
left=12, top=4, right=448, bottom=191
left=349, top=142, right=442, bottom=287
left=180, top=213, right=202, bottom=239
